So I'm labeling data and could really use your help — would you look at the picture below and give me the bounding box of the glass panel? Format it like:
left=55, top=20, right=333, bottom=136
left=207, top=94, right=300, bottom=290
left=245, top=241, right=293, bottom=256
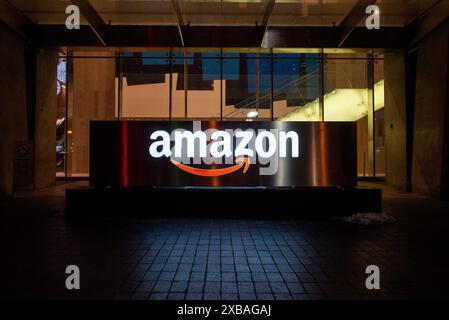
left=66, top=53, right=117, bottom=177
left=374, top=56, right=385, bottom=177
left=323, top=49, right=372, bottom=59
left=222, top=53, right=272, bottom=120
left=58, top=48, right=384, bottom=181
left=171, top=52, right=188, bottom=118
left=274, top=53, right=321, bottom=121
left=56, top=56, right=67, bottom=177
left=90, top=0, right=177, bottom=25
left=180, top=0, right=265, bottom=26
left=323, top=56, right=372, bottom=177
left=271, top=0, right=359, bottom=26
left=375, top=0, right=442, bottom=26
left=8, top=0, right=74, bottom=24
left=186, top=52, right=221, bottom=119
left=121, top=52, right=170, bottom=119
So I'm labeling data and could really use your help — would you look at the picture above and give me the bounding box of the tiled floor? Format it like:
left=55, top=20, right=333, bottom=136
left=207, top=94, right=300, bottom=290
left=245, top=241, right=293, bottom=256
left=1, top=181, right=449, bottom=300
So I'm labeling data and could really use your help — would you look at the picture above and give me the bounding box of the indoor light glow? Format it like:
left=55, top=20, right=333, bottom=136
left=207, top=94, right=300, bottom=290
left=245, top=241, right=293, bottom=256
left=279, top=80, right=384, bottom=122
left=247, top=111, right=259, bottom=118
left=56, top=61, right=66, bottom=95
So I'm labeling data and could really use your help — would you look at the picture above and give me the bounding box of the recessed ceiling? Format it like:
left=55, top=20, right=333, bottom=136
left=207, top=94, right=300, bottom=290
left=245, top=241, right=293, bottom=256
left=8, top=0, right=442, bottom=26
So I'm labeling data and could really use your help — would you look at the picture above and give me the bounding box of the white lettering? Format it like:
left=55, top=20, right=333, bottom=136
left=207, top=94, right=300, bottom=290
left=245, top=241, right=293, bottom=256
left=255, top=131, right=277, bottom=158
left=235, top=130, right=254, bottom=158
left=148, top=123, right=301, bottom=175
left=149, top=130, right=171, bottom=158
left=279, top=131, right=299, bottom=157
left=174, top=130, right=207, bottom=158
left=210, top=131, right=232, bottom=158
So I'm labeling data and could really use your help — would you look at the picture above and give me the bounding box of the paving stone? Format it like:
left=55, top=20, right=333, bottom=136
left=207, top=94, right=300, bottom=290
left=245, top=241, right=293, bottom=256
left=239, top=293, right=257, bottom=300
left=185, top=293, right=203, bottom=300
left=188, top=281, right=205, bottom=293
left=254, top=282, right=272, bottom=294
left=238, top=282, right=255, bottom=294
left=167, top=293, right=185, bottom=300
left=237, top=272, right=252, bottom=282
left=152, top=281, right=172, bottom=293
left=204, top=281, right=221, bottom=293
left=221, top=294, right=238, bottom=300
left=287, top=282, right=305, bottom=294
left=174, top=271, right=190, bottom=281
left=170, top=281, right=188, bottom=293
left=221, top=281, right=238, bottom=294
left=256, top=293, right=275, bottom=300
left=270, top=282, right=289, bottom=294
left=136, top=281, right=155, bottom=292
left=190, top=272, right=206, bottom=282
left=149, top=292, right=168, bottom=300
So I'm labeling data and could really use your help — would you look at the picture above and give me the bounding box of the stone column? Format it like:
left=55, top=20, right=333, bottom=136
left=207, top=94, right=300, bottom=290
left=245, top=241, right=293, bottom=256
left=412, top=21, right=449, bottom=198
left=0, top=24, right=28, bottom=196
left=35, top=49, right=58, bottom=189
left=384, top=52, right=407, bottom=191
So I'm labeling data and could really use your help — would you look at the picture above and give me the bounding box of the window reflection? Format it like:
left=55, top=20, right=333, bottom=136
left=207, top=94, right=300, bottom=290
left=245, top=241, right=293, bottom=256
left=223, top=53, right=271, bottom=120
left=121, top=52, right=170, bottom=118
left=274, top=53, right=321, bottom=121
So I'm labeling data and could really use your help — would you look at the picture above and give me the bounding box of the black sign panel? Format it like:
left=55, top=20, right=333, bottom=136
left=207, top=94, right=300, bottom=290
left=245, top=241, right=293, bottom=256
left=90, top=121, right=357, bottom=187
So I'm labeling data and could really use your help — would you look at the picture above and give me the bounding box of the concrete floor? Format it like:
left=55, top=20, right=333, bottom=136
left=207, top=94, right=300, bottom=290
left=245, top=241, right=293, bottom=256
left=1, top=181, right=448, bottom=300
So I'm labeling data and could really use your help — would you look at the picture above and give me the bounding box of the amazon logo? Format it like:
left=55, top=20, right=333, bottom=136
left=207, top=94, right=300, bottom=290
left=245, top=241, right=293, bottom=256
left=170, top=157, right=250, bottom=177
left=148, top=121, right=300, bottom=176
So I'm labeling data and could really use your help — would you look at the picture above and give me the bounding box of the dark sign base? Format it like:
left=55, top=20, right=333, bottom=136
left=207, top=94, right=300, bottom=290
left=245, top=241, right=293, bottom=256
left=65, top=187, right=382, bottom=220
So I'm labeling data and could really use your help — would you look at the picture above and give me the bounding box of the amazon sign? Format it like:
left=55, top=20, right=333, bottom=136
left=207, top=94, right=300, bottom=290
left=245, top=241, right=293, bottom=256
left=90, top=120, right=357, bottom=187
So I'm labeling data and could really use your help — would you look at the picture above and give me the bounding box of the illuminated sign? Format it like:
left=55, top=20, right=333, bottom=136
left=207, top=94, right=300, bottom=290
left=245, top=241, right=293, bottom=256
left=90, top=121, right=357, bottom=187
left=148, top=121, right=299, bottom=176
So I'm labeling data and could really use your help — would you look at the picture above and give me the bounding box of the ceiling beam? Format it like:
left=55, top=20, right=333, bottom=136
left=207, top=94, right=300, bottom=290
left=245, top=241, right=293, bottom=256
left=260, top=0, right=275, bottom=27
left=169, top=0, right=185, bottom=47
left=338, top=0, right=377, bottom=47
left=31, top=25, right=183, bottom=48
left=0, top=0, right=35, bottom=41
left=70, top=0, right=108, bottom=46
left=265, top=26, right=411, bottom=49
left=29, top=25, right=410, bottom=49
left=183, top=26, right=265, bottom=47
left=408, top=0, right=449, bottom=47
left=260, top=0, right=275, bottom=47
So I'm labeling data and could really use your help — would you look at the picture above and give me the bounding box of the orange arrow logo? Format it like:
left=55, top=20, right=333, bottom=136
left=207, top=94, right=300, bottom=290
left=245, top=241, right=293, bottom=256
left=170, top=157, right=250, bottom=177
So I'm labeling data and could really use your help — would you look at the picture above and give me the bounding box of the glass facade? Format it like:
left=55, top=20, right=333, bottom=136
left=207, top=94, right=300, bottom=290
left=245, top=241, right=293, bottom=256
left=273, top=53, right=321, bottom=121
left=222, top=52, right=272, bottom=120
left=57, top=49, right=385, bottom=178
left=56, top=56, right=67, bottom=177
left=324, top=56, right=371, bottom=176
left=374, top=54, right=385, bottom=177
left=121, top=51, right=171, bottom=118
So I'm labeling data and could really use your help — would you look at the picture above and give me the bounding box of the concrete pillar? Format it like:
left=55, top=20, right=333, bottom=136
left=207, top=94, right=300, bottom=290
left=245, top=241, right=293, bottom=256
left=412, top=21, right=449, bottom=198
left=34, top=50, right=58, bottom=189
left=0, top=23, right=28, bottom=196
left=384, top=52, right=407, bottom=191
